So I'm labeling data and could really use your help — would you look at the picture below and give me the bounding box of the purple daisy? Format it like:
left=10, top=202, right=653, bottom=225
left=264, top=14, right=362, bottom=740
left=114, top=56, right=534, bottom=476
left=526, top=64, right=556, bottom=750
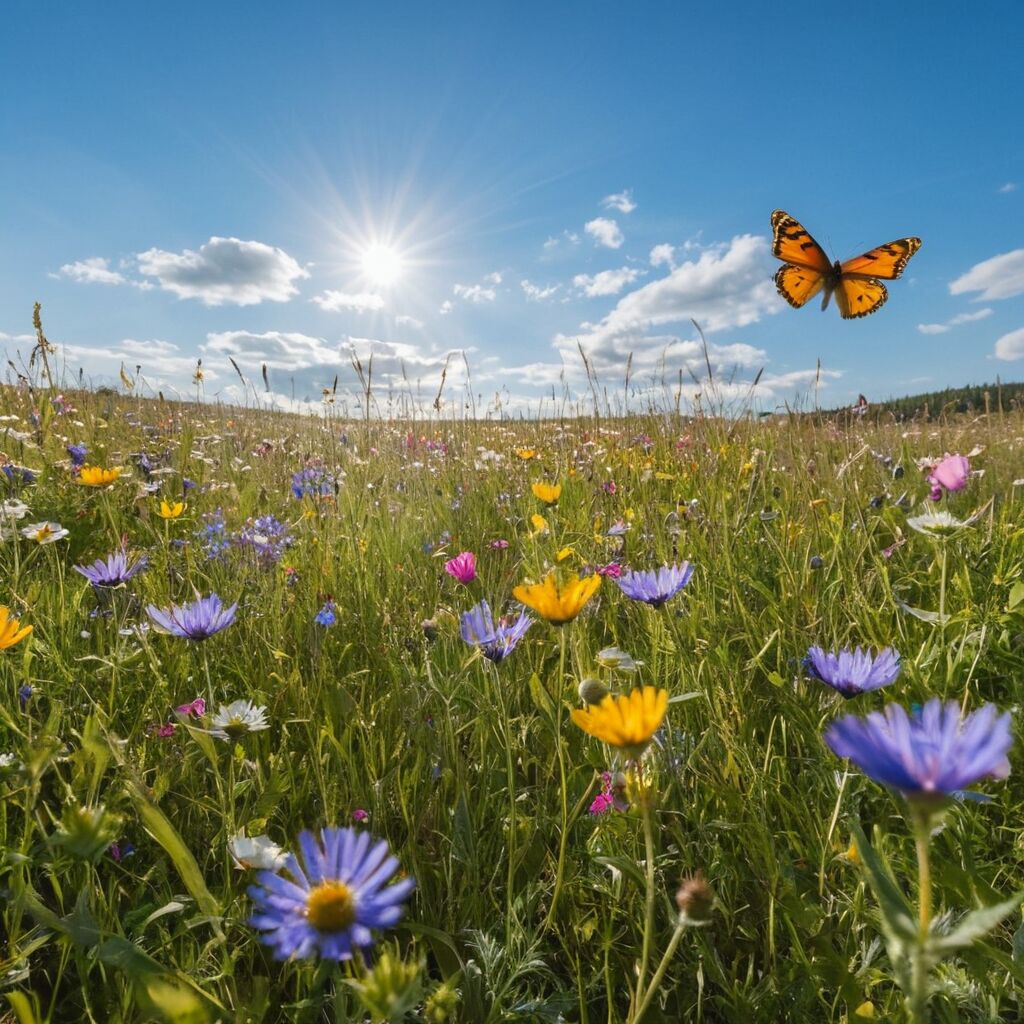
left=74, top=550, right=149, bottom=588
left=146, top=594, right=238, bottom=640
left=459, top=600, right=532, bottom=663
left=248, top=826, right=415, bottom=960
left=615, top=563, right=694, bottom=607
left=804, top=645, right=901, bottom=698
left=825, top=699, right=1012, bottom=801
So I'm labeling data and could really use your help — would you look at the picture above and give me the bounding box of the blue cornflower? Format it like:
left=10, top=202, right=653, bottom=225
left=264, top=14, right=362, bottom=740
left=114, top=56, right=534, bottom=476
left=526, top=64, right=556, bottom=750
left=67, top=444, right=88, bottom=468
left=459, top=600, right=532, bottom=663
left=74, top=550, right=149, bottom=588
left=236, top=515, right=293, bottom=564
left=825, top=699, right=1012, bottom=802
left=248, top=826, right=414, bottom=961
left=615, top=563, right=694, bottom=607
left=195, top=509, right=230, bottom=558
left=291, top=466, right=334, bottom=500
left=315, top=601, right=337, bottom=627
left=146, top=594, right=238, bottom=640
left=18, top=684, right=32, bottom=710
left=804, top=645, right=901, bottom=698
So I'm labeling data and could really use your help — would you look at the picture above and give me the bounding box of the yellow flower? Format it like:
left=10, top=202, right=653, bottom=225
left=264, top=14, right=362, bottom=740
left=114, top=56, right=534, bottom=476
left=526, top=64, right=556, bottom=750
left=529, top=513, right=549, bottom=537
left=531, top=481, right=562, bottom=504
left=854, top=1001, right=875, bottom=1019
left=515, top=448, right=537, bottom=460
left=158, top=499, right=186, bottom=519
left=570, top=686, right=668, bottom=758
left=0, top=606, right=32, bottom=650
left=77, top=466, right=122, bottom=487
left=556, top=546, right=575, bottom=562
left=654, top=471, right=675, bottom=481
left=513, top=572, right=600, bottom=625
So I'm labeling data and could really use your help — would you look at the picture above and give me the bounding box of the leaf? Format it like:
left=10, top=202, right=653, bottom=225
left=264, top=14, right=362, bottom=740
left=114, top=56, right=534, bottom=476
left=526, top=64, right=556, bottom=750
left=528, top=672, right=555, bottom=722
left=5, top=991, right=42, bottom=1024
left=897, top=601, right=950, bottom=625
left=594, top=854, right=647, bottom=891
left=667, top=691, right=702, bottom=704
left=849, top=822, right=917, bottom=954
left=1008, top=581, right=1024, bottom=612
left=930, top=893, right=1024, bottom=955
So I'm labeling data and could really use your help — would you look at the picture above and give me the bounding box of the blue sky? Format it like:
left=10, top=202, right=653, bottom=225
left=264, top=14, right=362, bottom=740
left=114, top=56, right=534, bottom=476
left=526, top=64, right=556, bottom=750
left=2, top=1, right=1022, bottom=415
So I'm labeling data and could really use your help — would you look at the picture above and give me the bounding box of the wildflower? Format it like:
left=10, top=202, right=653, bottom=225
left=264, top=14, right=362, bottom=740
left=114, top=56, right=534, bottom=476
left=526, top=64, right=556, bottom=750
left=21, top=521, right=69, bottom=544
left=489, top=539, right=509, bottom=550
left=906, top=507, right=978, bottom=537
left=606, top=519, right=630, bottom=536
left=248, top=826, right=415, bottom=960
left=110, top=841, right=136, bottom=862
left=176, top=697, right=206, bottom=718
left=571, top=686, right=669, bottom=759
left=927, top=454, right=970, bottom=501
left=77, top=466, right=122, bottom=487
left=18, top=684, right=32, bottom=710
left=459, top=600, right=532, bottom=662
left=0, top=606, right=32, bottom=650
left=158, top=499, right=186, bottom=519
left=595, top=562, right=622, bottom=578
left=578, top=678, right=610, bottom=705
left=1, top=499, right=30, bottom=521
left=150, top=722, right=176, bottom=738
left=351, top=809, right=369, bottom=823
left=291, top=465, right=334, bottom=500
left=196, top=509, right=229, bottom=557
left=146, top=594, right=238, bottom=640
left=74, top=550, right=149, bottom=588
left=236, top=515, right=293, bottom=564
left=596, top=647, right=643, bottom=672
left=444, top=551, right=477, bottom=584
left=589, top=770, right=629, bottom=815
left=616, top=563, right=694, bottom=607
left=825, top=699, right=1012, bottom=803
left=676, top=871, right=715, bottom=924
left=514, top=448, right=537, bottom=460
left=529, top=513, right=549, bottom=536
left=230, top=833, right=287, bottom=871
left=513, top=572, right=600, bottom=625
left=804, top=646, right=901, bottom=698
left=316, top=600, right=337, bottom=627
left=531, top=481, right=561, bottom=504
left=66, top=444, right=88, bottom=467
left=209, top=699, right=270, bottom=740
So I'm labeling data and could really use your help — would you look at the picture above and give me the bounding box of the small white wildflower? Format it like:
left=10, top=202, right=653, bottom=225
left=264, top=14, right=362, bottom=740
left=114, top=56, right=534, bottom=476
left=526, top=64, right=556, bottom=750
left=228, top=833, right=286, bottom=871
left=21, top=521, right=70, bottom=544
left=208, top=700, right=270, bottom=740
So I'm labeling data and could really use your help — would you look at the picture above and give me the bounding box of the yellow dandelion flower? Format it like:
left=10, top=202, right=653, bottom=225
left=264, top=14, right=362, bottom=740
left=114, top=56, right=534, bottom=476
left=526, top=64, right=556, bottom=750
left=571, top=686, right=668, bottom=759
left=77, top=466, right=122, bottom=487
left=529, top=513, right=549, bottom=537
left=513, top=572, right=600, bottom=625
left=158, top=499, right=186, bottom=519
left=531, top=481, right=562, bottom=504
left=515, top=448, right=537, bottom=460
left=0, top=606, right=32, bottom=650
left=556, top=546, right=574, bottom=562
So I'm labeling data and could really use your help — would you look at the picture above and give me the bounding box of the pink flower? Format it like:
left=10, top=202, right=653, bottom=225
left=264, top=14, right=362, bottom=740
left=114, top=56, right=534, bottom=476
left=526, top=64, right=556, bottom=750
left=148, top=721, right=177, bottom=737
left=596, top=562, right=623, bottom=578
left=351, top=808, right=369, bottom=823
left=444, top=551, right=477, bottom=584
left=588, top=771, right=629, bottom=815
left=176, top=697, right=207, bottom=718
left=927, top=454, right=970, bottom=501
left=489, top=539, right=509, bottom=550
left=589, top=792, right=615, bottom=815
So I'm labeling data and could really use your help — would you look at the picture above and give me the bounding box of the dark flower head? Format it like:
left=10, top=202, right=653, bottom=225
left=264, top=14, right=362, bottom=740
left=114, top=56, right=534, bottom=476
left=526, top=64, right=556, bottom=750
left=67, top=444, right=88, bottom=468
left=825, top=699, right=1012, bottom=802
left=74, top=550, right=149, bottom=588
left=146, top=594, right=238, bottom=640
left=248, top=826, right=414, bottom=961
left=616, top=563, right=694, bottom=607
left=804, top=645, right=900, bottom=698
left=459, top=600, right=532, bottom=663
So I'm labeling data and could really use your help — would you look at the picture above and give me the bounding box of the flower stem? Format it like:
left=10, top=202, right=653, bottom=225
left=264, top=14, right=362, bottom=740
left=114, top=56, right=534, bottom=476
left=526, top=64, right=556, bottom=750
left=632, top=918, right=688, bottom=1023
left=633, top=785, right=657, bottom=1009
left=543, top=629, right=570, bottom=930
left=908, top=805, right=934, bottom=1023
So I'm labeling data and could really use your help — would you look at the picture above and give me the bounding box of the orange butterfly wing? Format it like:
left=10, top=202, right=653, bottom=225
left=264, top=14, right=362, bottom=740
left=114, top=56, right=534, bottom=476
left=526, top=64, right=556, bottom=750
left=833, top=278, right=889, bottom=319
left=774, top=264, right=825, bottom=309
left=771, top=210, right=832, bottom=273
left=839, top=237, right=922, bottom=280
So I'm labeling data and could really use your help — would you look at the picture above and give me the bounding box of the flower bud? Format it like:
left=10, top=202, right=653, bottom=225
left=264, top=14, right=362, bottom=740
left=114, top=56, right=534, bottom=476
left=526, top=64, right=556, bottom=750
left=577, top=677, right=609, bottom=705
left=676, top=870, right=714, bottom=924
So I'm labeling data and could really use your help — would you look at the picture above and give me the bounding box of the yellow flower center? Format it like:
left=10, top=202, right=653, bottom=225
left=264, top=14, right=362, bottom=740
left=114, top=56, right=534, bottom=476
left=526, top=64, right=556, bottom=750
left=305, top=880, right=357, bottom=932
left=36, top=525, right=54, bottom=540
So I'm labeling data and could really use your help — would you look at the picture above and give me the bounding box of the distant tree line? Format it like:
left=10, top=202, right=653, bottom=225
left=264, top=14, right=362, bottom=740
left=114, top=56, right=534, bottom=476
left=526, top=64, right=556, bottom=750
left=825, top=382, right=1024, bottom=420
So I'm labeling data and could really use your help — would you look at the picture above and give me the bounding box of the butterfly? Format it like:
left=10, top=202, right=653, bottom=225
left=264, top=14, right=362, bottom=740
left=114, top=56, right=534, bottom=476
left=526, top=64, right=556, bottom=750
left=771, top=210, right=921, bottom=319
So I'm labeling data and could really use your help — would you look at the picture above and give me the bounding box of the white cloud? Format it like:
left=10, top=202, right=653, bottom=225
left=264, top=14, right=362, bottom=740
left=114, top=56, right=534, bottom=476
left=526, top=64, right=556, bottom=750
left=205, top=330, right=338, bottom=371
left=998, top=182, right=1018, bottom=194
left=395, top=314, right=424, bottom=329
left=917, top=308, right=994, bottom=335
left=949, top=249, right=1024, bottom=301
left=312, top=290, right=385, bottom=313
left=438, top=300, right=453, bottom=315
left=483, top=272, right=502, bottom=285
left=0, top=332, right=34, bottom=344
left=542, top=231, right=581, bottom=254
left=649, top=244, right=676, bottom=269
left=994, top=328, right=1024, bottom=361
left=453, top=282, right=497, bottom=303
left=573, top=267, right=642, bottom=297
left=56, top=257, right=126, bottom=286
left=601, top=190, right=636, bottom=214
left=521, top=279, right=560, bottom=301
left=136, top=236, right=308, bottom=306
left=584, top=217, right=624, bottom=249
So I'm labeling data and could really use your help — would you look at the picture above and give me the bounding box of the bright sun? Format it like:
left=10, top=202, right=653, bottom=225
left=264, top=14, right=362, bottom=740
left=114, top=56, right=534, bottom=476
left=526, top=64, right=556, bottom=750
left=360, top=244, right=403, bottom=286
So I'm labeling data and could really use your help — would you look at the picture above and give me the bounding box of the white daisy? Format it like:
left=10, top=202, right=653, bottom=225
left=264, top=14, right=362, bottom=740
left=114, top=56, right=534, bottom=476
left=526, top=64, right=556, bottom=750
left=228, top=833, right=286, bottom=871
left=21, top=521, right=70, bottom=544
left=208, top=699, right=269, bottom=740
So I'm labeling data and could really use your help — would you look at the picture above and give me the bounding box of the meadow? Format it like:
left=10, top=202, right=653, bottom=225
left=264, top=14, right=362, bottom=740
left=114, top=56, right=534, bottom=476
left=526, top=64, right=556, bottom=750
left=2, top=370, right=1023, bottom=1023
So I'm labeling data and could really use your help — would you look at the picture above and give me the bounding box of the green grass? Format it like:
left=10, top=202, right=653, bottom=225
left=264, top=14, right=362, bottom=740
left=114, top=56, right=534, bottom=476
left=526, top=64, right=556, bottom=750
left=2, top=383, right=1023, bottom=1023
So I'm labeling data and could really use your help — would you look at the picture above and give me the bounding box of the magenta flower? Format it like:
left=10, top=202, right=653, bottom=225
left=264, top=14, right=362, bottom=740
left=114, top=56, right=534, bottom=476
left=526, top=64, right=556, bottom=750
left=927, top=454, right=970, bottom=501
left=444, top=551, right=477, bottom=584
left=351, top=809, right=369, bottom=823
left=176, top=697, right=206, bottom=718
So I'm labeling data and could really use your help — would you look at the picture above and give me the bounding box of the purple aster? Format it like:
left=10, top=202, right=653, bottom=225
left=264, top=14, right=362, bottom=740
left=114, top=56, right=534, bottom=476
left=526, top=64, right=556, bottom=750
left=804, top=645, right=901, bottom=698
left=459, top=600, right=532, bottom=663
left=615, top=563, right=694, bottom=607
left=146, top=594, right=238, bottom=640
left=74, top=550, right=149, bottom=588
left=67, top=444, right=88, bottom=468
left=824, top=699, right=1012, bottom=801
left=248, top=826, right=415, bottom=961
left=315, top=600, right=337, bottom=627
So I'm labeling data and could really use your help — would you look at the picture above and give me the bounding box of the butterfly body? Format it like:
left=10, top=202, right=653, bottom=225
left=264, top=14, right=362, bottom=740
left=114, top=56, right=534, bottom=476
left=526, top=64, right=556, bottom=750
left=771, top=210, right=921, bottom=319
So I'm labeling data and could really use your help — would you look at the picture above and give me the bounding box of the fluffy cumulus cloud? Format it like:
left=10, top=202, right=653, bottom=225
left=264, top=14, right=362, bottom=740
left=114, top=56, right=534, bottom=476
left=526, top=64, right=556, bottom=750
left=601, top=189, right=636, bottom=214
left=584, top=217, right=624, bottom=249
left=56, top=257, right=126, bottom=286
left=312, top=290, right=385, bottom=313
left=917, top=308, right=994, bottom=334
left=557, top=233, right=780, bottom=372
left=573, top=267, right=642, bottom=297
left=452, top=274, right=501, bottom=304
left=649, top=244, right=675, bottom=269
left=205, top=330, right=338, bottom=371
left=395, top=314, right=423, bottom=329
left=994, top=328, right=1024, bottom=361
left=521, top=279, right=560, bottom=301
left=136, top=237, right=309, bottom=306
left=949, top=249, right=1024, bottom=301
